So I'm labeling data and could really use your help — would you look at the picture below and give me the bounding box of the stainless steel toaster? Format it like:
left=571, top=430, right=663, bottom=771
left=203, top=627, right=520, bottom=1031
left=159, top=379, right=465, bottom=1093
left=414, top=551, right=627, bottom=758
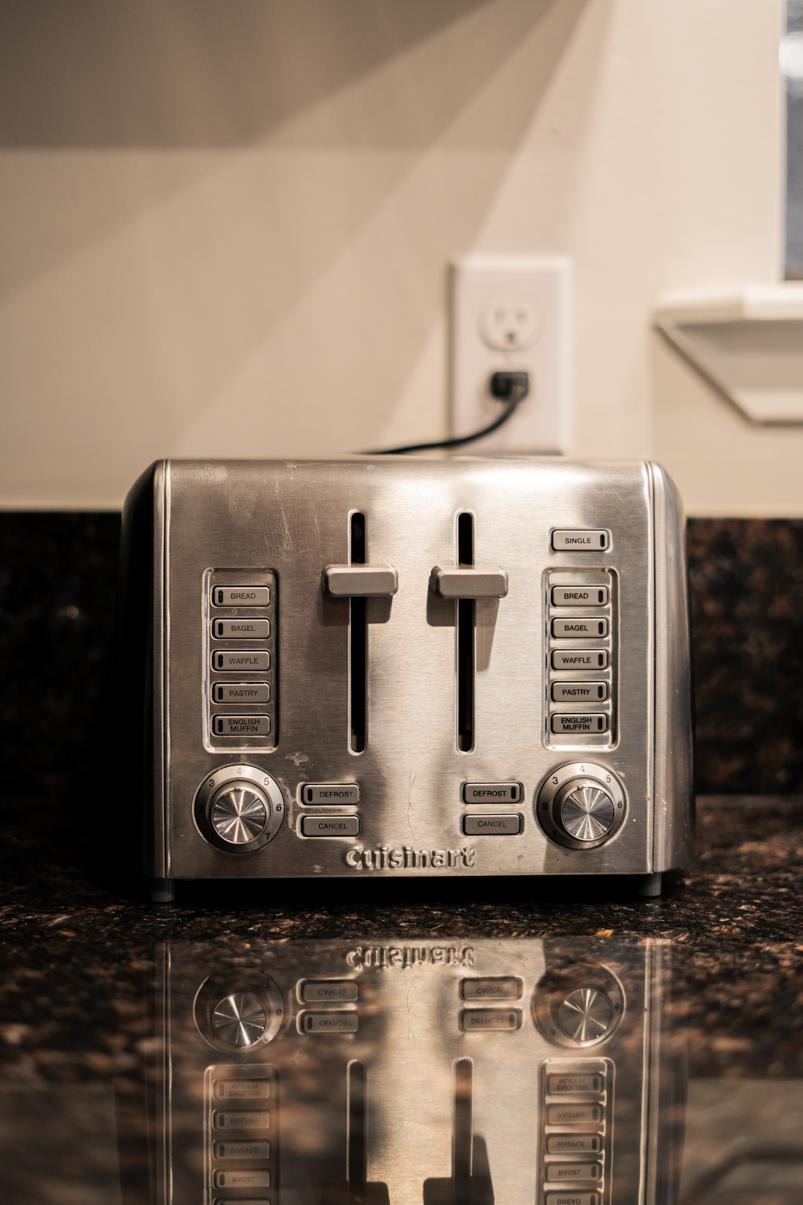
left=143, top=935, right=682, bottom=1204
left=121, top=458, right=692, bottom=900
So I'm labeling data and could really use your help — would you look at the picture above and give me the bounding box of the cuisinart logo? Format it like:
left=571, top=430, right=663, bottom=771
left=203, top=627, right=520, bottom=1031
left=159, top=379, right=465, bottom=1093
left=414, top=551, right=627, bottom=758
left=346, top=944, right=475, bottom=970
left=344, top=844, right=476, bottom=871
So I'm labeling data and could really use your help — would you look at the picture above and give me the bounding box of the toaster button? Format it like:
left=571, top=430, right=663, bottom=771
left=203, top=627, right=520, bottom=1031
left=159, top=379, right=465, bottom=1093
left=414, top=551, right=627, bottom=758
left=213, top=1170, right=271, bottom=1191
left=551, top=714, right=608, bottom=735
left=551, top=649, right=608, bottom=671
left=300, top=1011, right=359, bottom=1034
left=462, top=814, right=522, bottom=836
left=551, top=529, right=609, bottom=551
left=213, top=618, right=271, bottom=640
left=547, top=1072, right=605, bottom=1094
left=461, top=782, right=521, bottom=804
left=212, top=586, right=271, bottom=607
left=546, top=1134, right=602, bottom=1155
left=460, top=977, right=522, bottom=1002
left=301, top=784, right=361, bottom=805
left=300, top=815, right=360, bottom=838
left=213, top=1110, right=271, bottom=1131
left=214, top=1079, right=272, bottom=1101
left=551, top=618, right=608, bottom=639
left=213, top=1139, right=271, bottom=1159
left=299, top=980, right=359, bottom=1004
left=551, top=585, right=608, bottom=606
left=545, top=1196, right=600, bottom=1205
left=213, top=682, right=271, bottom=704
left=546, top=1163, right=602, bottom=1183
left=212, top=651, right=271, bottom=672
left=459, top=1008, right=522, bottom=1032
left=547, top=1104, right=604, bottom=1126
left=551, top=682, right=608, bottom=703
left=212, top=715, right=272, bottom=737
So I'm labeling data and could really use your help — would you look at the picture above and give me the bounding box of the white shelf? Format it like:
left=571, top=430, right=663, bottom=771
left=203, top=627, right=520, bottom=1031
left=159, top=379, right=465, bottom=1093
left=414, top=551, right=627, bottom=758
left=654, top=285, right=803, bottom=423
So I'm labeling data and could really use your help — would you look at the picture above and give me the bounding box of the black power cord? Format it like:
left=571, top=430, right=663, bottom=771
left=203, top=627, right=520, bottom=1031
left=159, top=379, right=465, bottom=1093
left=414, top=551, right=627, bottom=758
left=362, top=370, right=530, bottom=456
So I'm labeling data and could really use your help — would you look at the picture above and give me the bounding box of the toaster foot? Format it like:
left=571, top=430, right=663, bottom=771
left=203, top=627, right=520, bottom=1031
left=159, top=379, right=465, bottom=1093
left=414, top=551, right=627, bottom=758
left=150, top=877, right=176, bottom=904
left=638, top=873, right=663, bottom=898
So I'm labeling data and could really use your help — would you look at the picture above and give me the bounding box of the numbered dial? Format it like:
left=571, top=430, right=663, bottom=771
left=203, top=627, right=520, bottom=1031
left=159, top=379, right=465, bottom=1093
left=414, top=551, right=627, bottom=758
left=194, top=764, right=285, bottom=853
left=211, top=991, right=270, bottom=1048
left=194, top=973, right=285, bottom=1051
left=532, top=960, right=625, bottom=1048
left=536, top=762, right=625, bottom=849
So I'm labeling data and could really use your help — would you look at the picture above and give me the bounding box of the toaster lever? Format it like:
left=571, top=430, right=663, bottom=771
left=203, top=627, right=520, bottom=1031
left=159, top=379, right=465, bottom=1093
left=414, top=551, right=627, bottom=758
left=323, top=565, right=399, bottom=597
left=432, top=566, right=508, bottom=600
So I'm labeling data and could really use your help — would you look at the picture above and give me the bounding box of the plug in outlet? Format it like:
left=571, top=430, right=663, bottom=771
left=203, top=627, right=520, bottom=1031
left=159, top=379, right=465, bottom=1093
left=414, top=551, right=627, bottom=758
left=450, top=255, right=571, bottom=453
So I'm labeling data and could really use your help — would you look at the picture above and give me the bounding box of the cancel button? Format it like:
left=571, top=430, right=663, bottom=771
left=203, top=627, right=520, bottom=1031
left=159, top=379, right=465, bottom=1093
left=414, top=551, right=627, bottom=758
left=462, top=814, right=522, bottom=836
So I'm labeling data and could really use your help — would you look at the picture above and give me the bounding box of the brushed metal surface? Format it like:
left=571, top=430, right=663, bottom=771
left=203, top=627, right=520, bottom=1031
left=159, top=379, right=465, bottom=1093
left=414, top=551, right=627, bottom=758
left=124, top=457, right=693, bottom=881
left=152, top=936, right=674, bottom=1205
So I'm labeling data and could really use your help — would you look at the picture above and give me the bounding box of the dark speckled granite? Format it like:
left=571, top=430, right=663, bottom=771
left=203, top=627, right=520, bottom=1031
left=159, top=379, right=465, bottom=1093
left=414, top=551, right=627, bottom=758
left=1, top=797, right=803, bottom=1203
left=688, top=519, right=803, bottom=793
left=2, top=514, right=803, bottom=797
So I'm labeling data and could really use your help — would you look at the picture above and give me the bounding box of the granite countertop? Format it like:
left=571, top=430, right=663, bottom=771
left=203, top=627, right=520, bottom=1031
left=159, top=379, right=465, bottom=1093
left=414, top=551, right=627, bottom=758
left=2, top=795, right=803, bottom=1203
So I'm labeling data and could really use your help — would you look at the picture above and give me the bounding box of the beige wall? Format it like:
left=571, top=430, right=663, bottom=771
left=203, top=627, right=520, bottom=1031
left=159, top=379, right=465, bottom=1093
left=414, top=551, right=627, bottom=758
left=0, top=0, right=793, bottom=514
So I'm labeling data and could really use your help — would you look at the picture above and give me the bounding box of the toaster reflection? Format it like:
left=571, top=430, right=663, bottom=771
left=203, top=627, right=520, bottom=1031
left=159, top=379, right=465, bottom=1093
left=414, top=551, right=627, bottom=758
left=149, top=936, right=683, bottom=1204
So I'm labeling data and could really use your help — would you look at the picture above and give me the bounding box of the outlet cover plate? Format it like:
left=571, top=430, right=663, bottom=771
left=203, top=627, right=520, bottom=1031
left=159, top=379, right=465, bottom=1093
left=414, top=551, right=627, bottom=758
left=450, top=255, right=571, bottom=453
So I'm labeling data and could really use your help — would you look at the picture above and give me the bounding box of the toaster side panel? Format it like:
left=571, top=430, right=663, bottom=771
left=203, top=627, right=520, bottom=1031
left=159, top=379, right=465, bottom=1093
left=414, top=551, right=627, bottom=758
left=121, top=459, right=168, bottom=880
left=649, top=462, right=694, bottom=873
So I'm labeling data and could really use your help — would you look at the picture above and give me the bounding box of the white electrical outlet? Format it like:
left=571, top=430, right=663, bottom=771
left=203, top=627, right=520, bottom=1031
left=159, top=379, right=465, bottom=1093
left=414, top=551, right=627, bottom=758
left=450, top=255, right=571, bottom=454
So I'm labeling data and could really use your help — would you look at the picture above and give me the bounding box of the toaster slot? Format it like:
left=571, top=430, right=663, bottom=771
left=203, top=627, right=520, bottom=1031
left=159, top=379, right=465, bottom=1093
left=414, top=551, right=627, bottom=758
left=456, top=512, right=475, bottom=753
left=349, top=511, right=368, bottom=754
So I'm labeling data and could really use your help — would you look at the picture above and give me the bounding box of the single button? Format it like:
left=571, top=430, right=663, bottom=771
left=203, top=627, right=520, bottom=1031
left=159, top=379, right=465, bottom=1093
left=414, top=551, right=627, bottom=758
left=460, top=977, right=522, bottom=1002
left=551, top=682, right=608, bottom=703
left=301, top=783, right=361, bottom=805
left=300, top=815, right=360, bottom=838
left=547, top=1104, right=604, bottom=1126
left=546, top=1163, right=602, bottom=1183
left=552, top=650, right=608, bottom=671
left=300, top=980, right=359, bottom=1004
left=213, top=618, right=271, bottom=640
left=301, top=1011, right=359, bottom=1034
left=551, top=618, right=608, bottom=639
left=213, top=682, right=271, bottom=704
left=462, top=814, right=522, bottom=836
left=214, top=1140, right=271, bottom=1160
left=546, top=1134, right=602, bottom=1155
left=460, top=1008, right=522, bottom=1032
left=551, top=714, right=609, bottom=735
left=213, top=1110, right=271, bottom=1131
left=551, top=529, right=609, bottom=551
left=551, top=586, right=609, bottom=606
left=213, top=586, right=271, bottom=607
left=213, top=1170, right=270, bottom=1190
left=547, top=1073, right=605, bottom=1094
left=462, top=782, right=521, bottom=804
left=214, top=1079, right=271, bottom=1101
left=212, top=715, right=272, bottom=738
left=545, top=1195, right=600, bottom=1205
left=212, top=650, right=271, bottom=672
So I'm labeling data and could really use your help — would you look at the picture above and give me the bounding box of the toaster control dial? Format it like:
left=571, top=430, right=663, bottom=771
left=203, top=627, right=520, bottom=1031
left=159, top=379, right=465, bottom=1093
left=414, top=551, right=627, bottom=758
left=194, top=764, right=285, bottom=853
left=536, top=762, right=625, bottom=849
